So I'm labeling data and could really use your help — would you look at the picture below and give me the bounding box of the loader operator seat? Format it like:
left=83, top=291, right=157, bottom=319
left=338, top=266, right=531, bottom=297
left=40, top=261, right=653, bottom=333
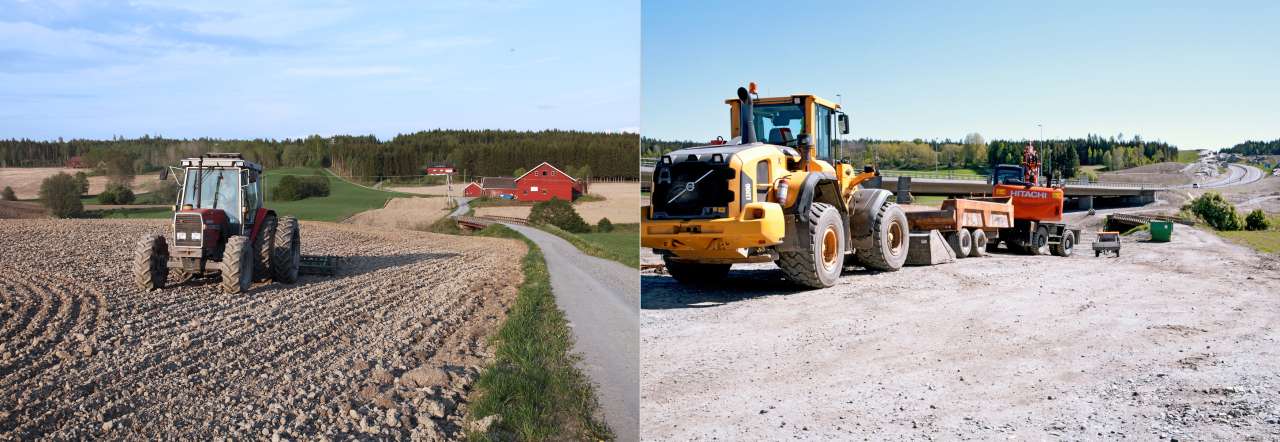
left=768, top=127, right=794, bottom=146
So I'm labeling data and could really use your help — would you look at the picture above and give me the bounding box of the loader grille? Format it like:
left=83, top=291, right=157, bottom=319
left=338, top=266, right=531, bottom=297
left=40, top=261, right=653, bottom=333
left=650, top=161, right=735, bottom=219
left=173, top=213, right=203, bottom=248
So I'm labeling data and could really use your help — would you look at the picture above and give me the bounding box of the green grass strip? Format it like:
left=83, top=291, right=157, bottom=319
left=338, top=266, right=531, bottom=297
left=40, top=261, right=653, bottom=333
left=535, top=223, right=639, bottom=268
left=466, top=224, right=612, bottom=441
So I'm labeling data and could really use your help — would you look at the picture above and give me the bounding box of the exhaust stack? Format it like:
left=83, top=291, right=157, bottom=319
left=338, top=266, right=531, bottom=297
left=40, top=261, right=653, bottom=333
left=737, top=87, right=756, bottom=144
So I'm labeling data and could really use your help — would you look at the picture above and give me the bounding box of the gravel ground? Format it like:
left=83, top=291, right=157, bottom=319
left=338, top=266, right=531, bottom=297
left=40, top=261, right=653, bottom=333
left=0, top=219, right=524, bottom=440
left=502, top=223, right=640, bottom=441
left=641, top=214, right=1280, bottom=440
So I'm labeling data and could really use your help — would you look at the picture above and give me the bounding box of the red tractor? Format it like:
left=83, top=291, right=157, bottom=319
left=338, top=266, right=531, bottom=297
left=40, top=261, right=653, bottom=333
left=133, top=153, right=301, bottom=293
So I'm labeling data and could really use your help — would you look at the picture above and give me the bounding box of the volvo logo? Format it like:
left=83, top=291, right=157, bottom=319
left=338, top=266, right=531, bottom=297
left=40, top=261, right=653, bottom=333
left=684, top=182, right=696, bottom=191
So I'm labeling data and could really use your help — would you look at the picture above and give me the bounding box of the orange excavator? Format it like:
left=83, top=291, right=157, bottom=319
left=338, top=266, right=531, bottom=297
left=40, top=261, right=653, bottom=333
left=986, top=142, right=1081, bottom=256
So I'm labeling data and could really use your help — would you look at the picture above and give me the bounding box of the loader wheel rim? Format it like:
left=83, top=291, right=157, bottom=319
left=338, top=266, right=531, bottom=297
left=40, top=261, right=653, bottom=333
left=887, top=222, right=904, bottom=255
left=821, top=227, right=838, bottom=270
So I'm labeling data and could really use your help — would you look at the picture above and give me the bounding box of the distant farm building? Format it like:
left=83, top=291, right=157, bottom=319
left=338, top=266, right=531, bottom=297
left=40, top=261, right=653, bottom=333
left=66, top=156, right=86, bottom=169
left=424, top=163, right=455, bottom=176
left=514, top=162, right=584, bottom=202
left=462, top=182, right=483, bottom=197
left=479, top=177, right=518, bottom=198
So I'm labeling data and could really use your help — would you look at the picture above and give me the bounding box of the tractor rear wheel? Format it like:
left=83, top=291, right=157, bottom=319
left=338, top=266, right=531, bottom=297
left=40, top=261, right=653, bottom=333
left=969, top=229, right=987, bottom=257
left=1051, top=230, right=1075, bottom=257
left=221, top=236, right=253, bottom=294
left=947, top=228, right=972, bottom=258
left=272, top=216, right=301, bottom=284
left=662, top=255, right=730, bottom=285
left=778, top=202, right=844, bottom=288
left=854, top=201, right=909, bottom=271
left=253, top=214, right=277, bottom=282
left=133, top=234, right=169, bottom=290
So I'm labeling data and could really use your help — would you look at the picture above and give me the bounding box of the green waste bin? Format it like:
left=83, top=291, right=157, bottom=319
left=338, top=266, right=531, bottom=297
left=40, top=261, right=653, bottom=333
left=1149, top=220, right=1173, bottom=242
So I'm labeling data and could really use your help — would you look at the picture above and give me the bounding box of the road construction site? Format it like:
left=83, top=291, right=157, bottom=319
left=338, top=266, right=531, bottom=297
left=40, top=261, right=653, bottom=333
left=0, top=218, right=524, bottom=440
left=641, top=174, right=1280, bottom=440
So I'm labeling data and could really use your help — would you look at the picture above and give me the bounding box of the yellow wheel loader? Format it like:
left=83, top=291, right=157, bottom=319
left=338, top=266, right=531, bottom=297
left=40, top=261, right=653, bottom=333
left=641, top=85, right=910, bottom=288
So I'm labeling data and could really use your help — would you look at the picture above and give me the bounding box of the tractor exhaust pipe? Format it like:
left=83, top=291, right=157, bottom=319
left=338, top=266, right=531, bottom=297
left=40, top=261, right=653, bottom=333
left=737, top=86, right=757, bottom=144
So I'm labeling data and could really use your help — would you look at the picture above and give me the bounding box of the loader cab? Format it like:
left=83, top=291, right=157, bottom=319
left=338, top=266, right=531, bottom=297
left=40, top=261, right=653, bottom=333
left=990, top=164, right=1028, bottom=186
left=728, top=94, right=850, bottom=166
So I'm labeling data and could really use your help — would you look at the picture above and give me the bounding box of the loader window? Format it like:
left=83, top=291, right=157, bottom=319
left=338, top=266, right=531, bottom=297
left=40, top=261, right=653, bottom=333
left=754, top=103, right=804, bottom=146
left=815, top=105, right=832, bottom=161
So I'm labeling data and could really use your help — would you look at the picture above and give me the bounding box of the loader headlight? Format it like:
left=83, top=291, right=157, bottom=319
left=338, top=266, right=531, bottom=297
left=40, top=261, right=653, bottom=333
left=775, top=179, right=789, bottom=203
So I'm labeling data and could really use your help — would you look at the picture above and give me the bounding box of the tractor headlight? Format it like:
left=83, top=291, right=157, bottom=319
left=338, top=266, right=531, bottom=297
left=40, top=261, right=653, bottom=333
left=775, top=179, right=789, bottom=203
left=191, top=232, right=202, bottom=240
left=177, top=232, right=187, bottom=240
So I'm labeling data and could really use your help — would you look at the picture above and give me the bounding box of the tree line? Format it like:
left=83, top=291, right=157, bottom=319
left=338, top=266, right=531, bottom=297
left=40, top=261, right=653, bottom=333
left=0, top=130, right=639, bottom=183
left=1222, top=139, right=1280, bottom=156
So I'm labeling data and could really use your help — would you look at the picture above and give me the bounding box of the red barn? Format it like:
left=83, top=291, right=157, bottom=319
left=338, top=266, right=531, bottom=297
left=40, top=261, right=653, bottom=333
left=480, top=177, right=518, bottom=198
left=462, top=182, right=483, bottom=197
left=515, top=162, right=580, bottom=202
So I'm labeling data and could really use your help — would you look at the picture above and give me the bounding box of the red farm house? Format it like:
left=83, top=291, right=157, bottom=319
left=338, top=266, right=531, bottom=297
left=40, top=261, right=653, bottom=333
left=479, top=177, right=518, bottom=198
left=424, top=163, right=454, bottom=176
left=462, top=182, right=483, bottom=197
left=515, top=162, right=581, bottom=202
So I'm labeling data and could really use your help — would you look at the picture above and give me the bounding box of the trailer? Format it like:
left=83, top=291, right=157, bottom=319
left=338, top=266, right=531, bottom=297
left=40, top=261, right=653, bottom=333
left=905, top=197, right=1014, bottom=258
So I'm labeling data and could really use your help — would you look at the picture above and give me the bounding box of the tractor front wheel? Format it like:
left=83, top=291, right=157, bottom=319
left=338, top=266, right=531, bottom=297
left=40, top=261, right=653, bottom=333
left=221, top=236, right=253, bottom=294
left=133, top=234, right=169, bottom=290
left=778, top=202, right=844, bottom=288
left=272, top=216, right=301, bottom=284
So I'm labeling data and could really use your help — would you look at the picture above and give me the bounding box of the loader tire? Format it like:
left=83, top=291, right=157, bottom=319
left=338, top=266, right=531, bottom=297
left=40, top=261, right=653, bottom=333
left=253, top=214, right=277, bottom=282
left=662, top=255, right=729, bottom=285
left=1051, top=230, right=1075, bottom=257
left=778, top=202, right=844, bottom=288
left=947, top=228, right=972, bottom=259
left=272, top=216, right=301, bottom=284
left=969, top=229, right=987, bottom=257
left=221, top=236, right=253, bottom=294
left=854, top=201, right=909, bottom=271
left=133, top=234, right=168, bottom=291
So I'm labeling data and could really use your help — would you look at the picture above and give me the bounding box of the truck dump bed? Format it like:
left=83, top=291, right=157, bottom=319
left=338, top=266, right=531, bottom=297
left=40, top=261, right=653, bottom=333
left=905, top=197, right=1014, bottom=233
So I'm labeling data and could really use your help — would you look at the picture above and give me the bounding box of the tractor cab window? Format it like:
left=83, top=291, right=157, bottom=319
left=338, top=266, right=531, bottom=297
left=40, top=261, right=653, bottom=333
left=814, top=105, right=833, bottom=161
left=244, top=170, right=261, bottom=213
left=181, top=168, right=242, bottom=226
left=753, top=103, right=804, bottom=146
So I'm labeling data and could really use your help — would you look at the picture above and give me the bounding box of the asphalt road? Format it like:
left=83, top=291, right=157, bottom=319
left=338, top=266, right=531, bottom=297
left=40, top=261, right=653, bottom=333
left=449, top=197, right=473, bottom=218
left=503, top=223, right=639, bottom=441
left=1186, top=163, right=1264, bottom=189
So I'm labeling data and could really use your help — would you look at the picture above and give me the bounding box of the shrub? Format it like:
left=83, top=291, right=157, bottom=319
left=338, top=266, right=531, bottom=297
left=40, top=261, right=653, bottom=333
left=1, top=186, right=15, bottom=201
left=97, top=183, right=136, bottom=205
left=596, top=217, right=614, bottom=232
left=1186, top=192, right=1243, bottom=231
left=138, top=180, right=179, bottom=205
left=73, top=171, right=90, bottom=194
left=1245, top=209, right=1270, bottom=231
left=39, top=172, right=83, bottom=218
left=529, top=198, right=590, bottom=233
left=273, top=175, right=330, bottom=201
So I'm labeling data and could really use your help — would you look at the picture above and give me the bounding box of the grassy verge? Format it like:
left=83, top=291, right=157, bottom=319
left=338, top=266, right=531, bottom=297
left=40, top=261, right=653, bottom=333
left=1216, top=214, right=1280, bottom=254
left=908, top=195, right=949, bottom=207
left=262, top=168, right=412, bottom=222
left=536, top=223, right=638, bottom=268
left=467, top=224, right=611, bottom=440
left=1176, top=150, right=1201, bottom=163
left=882, top=167, right=986, bottom=177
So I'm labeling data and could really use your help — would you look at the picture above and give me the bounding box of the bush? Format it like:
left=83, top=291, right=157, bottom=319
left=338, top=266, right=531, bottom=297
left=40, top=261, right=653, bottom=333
left=137, top=180, right=179, bottom=205
left=596, top=217, right=614, bottom=232
left=529, top=198, right=590, bottom=233
left=1185, top=192, right=1244, bottom=231
left=73, top=171, right=90, bottom=195
left=273, top=175, right=330, bottom=201
left=97, top=183, right=136, bottom=205
left=39, top=172, right=83, bottom=218
left=1, top=186, right=15, bottom=201
left=1245, top=209, right=1270, bottom=231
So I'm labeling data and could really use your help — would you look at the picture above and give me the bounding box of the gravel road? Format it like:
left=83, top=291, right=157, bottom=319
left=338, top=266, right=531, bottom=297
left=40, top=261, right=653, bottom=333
left=502, top=223, right=640, bottom=441
left=641, top=216, right=1280, bottom=440
left=0, top=219, right=524, bottom=440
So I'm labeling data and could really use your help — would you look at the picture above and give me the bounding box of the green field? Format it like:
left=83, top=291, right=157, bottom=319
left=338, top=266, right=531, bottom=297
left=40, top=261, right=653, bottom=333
left=1175, top=150, right=1201, bottom=163
left=262, top=168, right=413, bottom=222
left=576, top=223, right=639, bottom=268
left=1219, top=230, right=1280, bottom=254
left=908, top=195, right=949, bottom=207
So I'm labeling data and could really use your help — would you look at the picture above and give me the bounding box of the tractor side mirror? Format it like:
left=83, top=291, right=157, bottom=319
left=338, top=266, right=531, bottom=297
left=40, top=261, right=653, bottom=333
left=837, top=113, right=850, bottom=135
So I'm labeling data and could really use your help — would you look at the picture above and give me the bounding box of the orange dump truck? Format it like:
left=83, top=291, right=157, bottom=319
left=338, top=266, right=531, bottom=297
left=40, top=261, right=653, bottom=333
left=905, top=197, right=1014, bottom=258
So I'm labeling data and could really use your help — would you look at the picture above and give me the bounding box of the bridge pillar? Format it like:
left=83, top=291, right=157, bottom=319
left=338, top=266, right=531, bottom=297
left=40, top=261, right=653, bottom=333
left=896, top=177, right=913, bottom=204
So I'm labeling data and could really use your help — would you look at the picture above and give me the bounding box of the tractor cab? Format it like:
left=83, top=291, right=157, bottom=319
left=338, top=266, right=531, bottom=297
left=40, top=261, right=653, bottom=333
left=173, top=153, right=264, bottom=238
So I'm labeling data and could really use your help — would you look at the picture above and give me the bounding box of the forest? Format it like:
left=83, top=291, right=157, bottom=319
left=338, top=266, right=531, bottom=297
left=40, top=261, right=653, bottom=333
left=643, top=133, right=1179, bottom=179
left=1222, top=139, right=1280, bottom=156
left=0, top=130, right=639, bottom=183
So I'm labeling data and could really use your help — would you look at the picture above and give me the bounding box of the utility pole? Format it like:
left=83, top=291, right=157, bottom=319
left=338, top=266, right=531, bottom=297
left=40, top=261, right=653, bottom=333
left=1038, top=123, right=1048, bottom=184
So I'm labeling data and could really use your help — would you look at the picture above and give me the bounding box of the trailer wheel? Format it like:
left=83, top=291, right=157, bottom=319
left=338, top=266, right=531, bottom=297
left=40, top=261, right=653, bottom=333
left=1051, top=230, right=1075, bottom=257
left=969, top=229, right=987, bottom=257
left=272, top=216, right=301, bottom=284
left=946, top=229, right=972, bottom=258
left=221, top=236, right=253, bottom=294
left=663, top=255, right=729, bottom=285
left=253, top=214, right=277, bottom=282
left=778, top=202, right=844, bottom=288
left=133, top=234, right=168, bottom=290
left=854, top=201, right=909, bottom=271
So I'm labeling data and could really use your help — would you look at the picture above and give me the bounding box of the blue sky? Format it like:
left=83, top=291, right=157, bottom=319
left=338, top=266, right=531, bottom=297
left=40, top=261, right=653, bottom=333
left=643, top=1, right=1279, bottom=149
left=0, top=0, right=638, bottom=141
